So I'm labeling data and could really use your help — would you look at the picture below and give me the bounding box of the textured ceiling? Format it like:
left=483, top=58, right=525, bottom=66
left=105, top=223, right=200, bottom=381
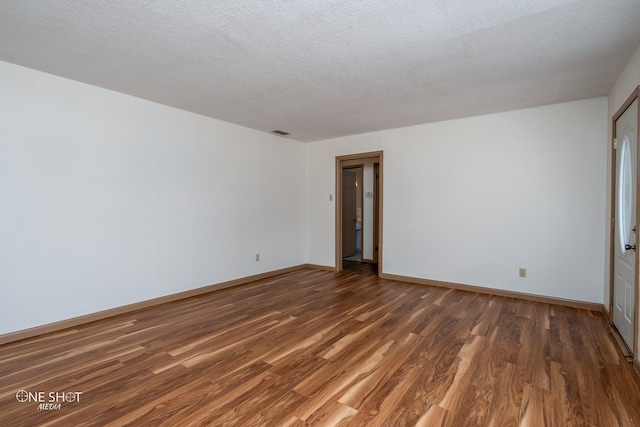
left=1, top=0, right=639, bottom=142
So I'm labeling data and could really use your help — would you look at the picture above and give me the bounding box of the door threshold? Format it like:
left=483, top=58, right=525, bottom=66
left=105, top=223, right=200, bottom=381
left=610, top=322, right=634, bottom=364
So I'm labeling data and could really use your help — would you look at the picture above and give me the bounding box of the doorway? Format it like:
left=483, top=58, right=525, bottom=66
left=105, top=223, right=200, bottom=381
left=610, top=87, right=639, bottom=357
left=336, top=151, right=383, bottom=273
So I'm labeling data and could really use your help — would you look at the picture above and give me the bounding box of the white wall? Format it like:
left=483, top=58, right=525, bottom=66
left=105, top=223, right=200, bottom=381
left=0, top=61, right=306, bottom=335
left=0, top=57, right=617, bottom=337
left=306, top=98, right=608, bottom=303
left=606, top=44, right=640, bottom=355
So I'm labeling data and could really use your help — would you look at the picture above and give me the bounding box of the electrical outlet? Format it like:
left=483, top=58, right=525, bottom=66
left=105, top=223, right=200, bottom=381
left=256, top=254, right=260, bottom=262
left=519, top=268, right=526, bottom=278
left=329, top=194, right=333, bottom=201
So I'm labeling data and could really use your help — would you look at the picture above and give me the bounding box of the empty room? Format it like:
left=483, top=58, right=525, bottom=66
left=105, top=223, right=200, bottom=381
left=2, top=1, right=640, bottom=425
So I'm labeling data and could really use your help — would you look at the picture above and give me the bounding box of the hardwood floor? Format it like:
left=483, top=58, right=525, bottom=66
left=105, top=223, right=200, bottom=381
left=2, top=262, right=640, bottom=426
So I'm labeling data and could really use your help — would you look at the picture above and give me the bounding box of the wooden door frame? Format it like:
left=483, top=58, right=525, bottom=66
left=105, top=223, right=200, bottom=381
left=373, top=162, right=380, bottom=264
left=609, top=86, right=640, bottom=362
left=336, top=151, right=383, bottom=273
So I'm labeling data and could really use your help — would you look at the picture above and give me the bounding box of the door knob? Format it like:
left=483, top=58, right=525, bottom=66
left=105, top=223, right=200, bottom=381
left=625, top=244, right=636, bottom=251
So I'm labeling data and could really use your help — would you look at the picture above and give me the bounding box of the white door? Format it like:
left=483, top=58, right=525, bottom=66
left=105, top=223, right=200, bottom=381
left=613, top=98, right=638, bottom=350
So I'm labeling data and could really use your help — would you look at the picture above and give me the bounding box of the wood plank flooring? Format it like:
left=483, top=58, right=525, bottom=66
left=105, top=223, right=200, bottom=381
left=2, top=262, right=640, bottom=426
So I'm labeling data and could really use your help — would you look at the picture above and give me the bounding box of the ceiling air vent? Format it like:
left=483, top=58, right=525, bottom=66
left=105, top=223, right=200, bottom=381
left=272, top=130, right=289, bottom=136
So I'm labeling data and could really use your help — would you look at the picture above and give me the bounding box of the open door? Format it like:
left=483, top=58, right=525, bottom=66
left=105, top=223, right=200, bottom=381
left=342, top=170, right=357, bottom=257
left=611, top=89, right=639, bottom=355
